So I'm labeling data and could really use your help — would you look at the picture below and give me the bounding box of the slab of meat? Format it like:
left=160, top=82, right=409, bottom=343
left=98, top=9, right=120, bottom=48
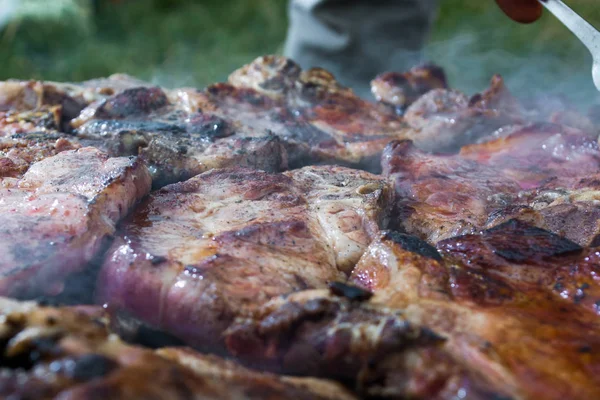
left=97, top=166, right=391, bottom=352
left=383, top=123, right=600, bottom=245
left=0, top=297, right=357, bottom=400
left=191, top=55, right=410, bottom=171
left=74, top=84, right=287, bottom=187
left=226, top=223, right=600, bottom=399
left=0, top=74, right=150, bottom=114
left=225, top=287, right=511, bottom=400
left=348, top=224, right=600, bottom=400
left=0, top=147, right=151, bottom=298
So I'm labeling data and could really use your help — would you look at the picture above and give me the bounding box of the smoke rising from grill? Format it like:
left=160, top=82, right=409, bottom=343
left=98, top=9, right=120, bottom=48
left=423, top=18, right=599, bottom=110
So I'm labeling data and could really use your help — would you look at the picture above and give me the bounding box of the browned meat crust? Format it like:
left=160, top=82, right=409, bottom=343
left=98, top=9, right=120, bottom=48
left=383, top=123, right=600, bottom=245
left=97, top=166, right=391, bottom=353
left=371, top=63, right=449, bottom=114
left=0, top=297, right=357, bottom=400
left=348, top=225, right=600, bottom=400
left=0, top=148, right=151, bottom=298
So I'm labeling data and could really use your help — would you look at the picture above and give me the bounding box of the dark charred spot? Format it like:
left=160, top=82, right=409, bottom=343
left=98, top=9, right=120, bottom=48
left=382, top=231, right=443, bottom=261
left=96, top=87, right=168, bottom=119
left=328, top=282, right=373, bottom=302
left=1, top=337, right=62, bottom=370
left=66, top=354, right=119, bottom=381
left=578, top=345, right=592, bottom=354
left=484, top=219, right=582, bottom=262
left=590, top=234, right=600, bottom=248
left=186, top=113, right=232, bottom=139
left=149, top=255, right=167, bottom=265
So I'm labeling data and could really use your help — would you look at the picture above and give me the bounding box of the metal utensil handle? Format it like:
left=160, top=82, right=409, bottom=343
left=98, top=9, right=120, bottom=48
left=540, top=0, right=600, bottom=56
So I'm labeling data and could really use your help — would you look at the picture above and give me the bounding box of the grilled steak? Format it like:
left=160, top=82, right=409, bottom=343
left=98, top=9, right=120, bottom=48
left=348, top=225, right=600, bottom=400
left=74, top=85, right=286, bottom=187
left=194, top=55, right=410, bottom=171
left=225, top=288, right=508, bottom=400
left=383, top=123, right=600, bottom=245
left=0, top=297, right=357, bottom=400
left=97, top=166, right=391, bottom=352
left=0, top=74, right=151, bottom=127
left=227, top=223, right=600, bottom=399
left=0, top=147, right=151, bottom=298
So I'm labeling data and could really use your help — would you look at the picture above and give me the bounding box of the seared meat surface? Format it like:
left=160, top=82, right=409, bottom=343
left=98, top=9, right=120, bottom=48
left=383, top=123, right=600, bottom=245
left=97, top=166, right=391, bottom=352
left=349, top=224, right=600, bottom=400
left=2, top=58, right=600, bottom=400
left=74, top=85, right=286, bottom=187
left=371, top=63, right=448, bottom=114
left=198, top=55, right=410, bottom=170
left=0, top=297, right=357, bottom=400
left=226, top=222, right=600, bottom=399
left=0, top=148, right=151, bottom=298
left=226, top=288, right=508, bottom=400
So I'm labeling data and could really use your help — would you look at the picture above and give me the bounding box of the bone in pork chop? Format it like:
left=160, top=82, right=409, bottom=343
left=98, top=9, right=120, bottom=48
left=74, top=83, right=287, bottom=187
left=0, top=147, right=151, bottom=298
left=227, top=223, right=600, bottom=399
left=383, top=123, right=600, bottom=245
left=0, top=297, right=357, bottom=400
left=97, top=166, right=391, bottom=353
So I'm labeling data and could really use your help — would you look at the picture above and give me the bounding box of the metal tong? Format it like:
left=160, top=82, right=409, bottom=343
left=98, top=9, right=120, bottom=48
left=538, top=0, right=600, bottom=91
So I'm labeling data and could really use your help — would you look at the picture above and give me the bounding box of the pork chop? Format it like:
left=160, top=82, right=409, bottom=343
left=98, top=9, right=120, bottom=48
left=97, top=166, right=391, bottom=352
left=193, top=55, right=410, bottom=171
left=349, top=224, right=600, bottom=400
left=382, top=123, right=600, bottom=245
left=0, top=147, right=151, bottom=298
left=226, top=223, right=600, bottom=399
left=0, top=297, right=357, bottom=400
left=74, top=84, right=287, bottom=187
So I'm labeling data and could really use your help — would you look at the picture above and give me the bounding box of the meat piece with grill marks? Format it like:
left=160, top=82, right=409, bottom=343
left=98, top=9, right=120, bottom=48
left=0, top=147, right=151, bottom=298
left=0, top=297, right=358, bottom=400
left=74, top=83, right=287, bottom=187
left=347, top=224, right=600, bottom=400
left=383, top=123, right=600, bottom=245
left=225, top=223, right=600, bottom=399
left=195, top=55, right=410, bottom=171
left=225, top=287, right=509, bottom=400
left=97, top=166, right=391, bottom=353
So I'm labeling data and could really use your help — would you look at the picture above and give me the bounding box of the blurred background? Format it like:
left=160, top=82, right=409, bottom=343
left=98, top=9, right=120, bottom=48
left=0, top=0, right=598, bottom=107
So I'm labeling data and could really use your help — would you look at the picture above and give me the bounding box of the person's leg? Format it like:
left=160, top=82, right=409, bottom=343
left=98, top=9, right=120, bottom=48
left=284, top=0, right=439, bottom=98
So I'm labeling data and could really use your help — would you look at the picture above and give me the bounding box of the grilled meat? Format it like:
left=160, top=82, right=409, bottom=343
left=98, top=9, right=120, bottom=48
left=0, top=74, right=150, bottom=126
left=226, top=223, right=600, bottom=399
left=197, top=55, right=410, bottom=171
left=97, top=166, right=391, bottom=352
left=0, top=147, right=151, bottom=298
left=398, top=75, right=524, bottom=153
left=225, top=288, right=508, bottom=400
left=74, top=85, right=286, bottom=187
left=383, top=123, right=600, bottom=245
left=371, top=63, right=449, bottom=115
left=0, top=297, right=357, bottom=400
left=348, top=224, right=600, bottom=400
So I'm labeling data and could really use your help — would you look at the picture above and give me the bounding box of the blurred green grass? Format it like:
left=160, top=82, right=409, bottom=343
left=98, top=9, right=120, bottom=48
left=1, top=0, right=599, bottom=105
